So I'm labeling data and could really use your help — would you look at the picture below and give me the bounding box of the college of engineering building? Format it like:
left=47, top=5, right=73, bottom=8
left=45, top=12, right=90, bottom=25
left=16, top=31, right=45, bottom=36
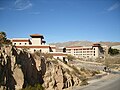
left=11, top=34, right=106, bottom=60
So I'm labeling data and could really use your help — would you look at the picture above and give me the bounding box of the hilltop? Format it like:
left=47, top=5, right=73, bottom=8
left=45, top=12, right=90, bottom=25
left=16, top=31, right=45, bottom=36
left=50, top=41, right=120, bottom=47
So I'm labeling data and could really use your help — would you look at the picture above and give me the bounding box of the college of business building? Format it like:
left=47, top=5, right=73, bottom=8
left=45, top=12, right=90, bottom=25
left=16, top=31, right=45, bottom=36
left=11, top=34, right=106, bottom=60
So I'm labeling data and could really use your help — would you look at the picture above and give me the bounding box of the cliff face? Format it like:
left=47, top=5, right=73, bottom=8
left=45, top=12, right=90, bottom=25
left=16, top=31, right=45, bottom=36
left=0, top=46, right=83, bottom=90
left=0, top=46, right=43, bottom=90
left=43, top=60, right=82, bottom=90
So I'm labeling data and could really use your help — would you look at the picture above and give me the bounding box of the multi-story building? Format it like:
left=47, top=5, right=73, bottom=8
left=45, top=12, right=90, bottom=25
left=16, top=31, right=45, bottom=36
left=12, top=34, right=56, bottom=53
left=58, top=44, right=105, bottom=59
left=11, top=34, right=67, bottom=60
left=11, top=34, right=106, bottom=60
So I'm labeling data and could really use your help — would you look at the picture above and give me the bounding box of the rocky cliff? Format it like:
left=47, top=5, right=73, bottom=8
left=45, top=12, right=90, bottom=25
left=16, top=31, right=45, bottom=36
left=0, top=46, right=43, bottom=90
left=0, top=46, right=89, bottom=90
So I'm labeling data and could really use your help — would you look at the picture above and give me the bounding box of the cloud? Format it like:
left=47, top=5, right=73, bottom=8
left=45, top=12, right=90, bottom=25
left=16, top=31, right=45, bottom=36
left=107, top=2, right=120, bottom=11
left=14, top=0, right=32, bottom=10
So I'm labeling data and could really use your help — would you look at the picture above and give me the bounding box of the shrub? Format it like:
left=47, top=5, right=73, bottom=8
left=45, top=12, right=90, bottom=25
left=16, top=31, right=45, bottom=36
left=108, top=47, right=119, bottom=56
left=91, top=70, right=100, bottom=76
left=0, top=31, right=11, bottom=45
left=21, top=84, right=44, bottom=90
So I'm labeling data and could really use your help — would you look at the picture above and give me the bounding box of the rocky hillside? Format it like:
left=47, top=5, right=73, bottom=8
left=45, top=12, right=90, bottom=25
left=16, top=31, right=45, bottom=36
left=50, top=41, right=120, bottom=47
left=0, top=46, right=43, bottom=90
left=0, top=45, right=98, bottom=90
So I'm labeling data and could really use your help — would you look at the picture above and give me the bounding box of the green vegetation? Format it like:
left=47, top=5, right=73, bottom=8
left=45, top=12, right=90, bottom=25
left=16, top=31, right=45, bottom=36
left=0, top=31, right=11, bottom=45
left=108, top=47, right=119, bottom=56
left=21, top=84, right=44, bottom=90
left=91, top=70, right=100, bottom=76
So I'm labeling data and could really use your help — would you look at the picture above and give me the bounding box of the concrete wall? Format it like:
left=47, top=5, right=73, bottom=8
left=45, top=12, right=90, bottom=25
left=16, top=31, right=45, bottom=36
left=31, top=38, right=42, bottom=45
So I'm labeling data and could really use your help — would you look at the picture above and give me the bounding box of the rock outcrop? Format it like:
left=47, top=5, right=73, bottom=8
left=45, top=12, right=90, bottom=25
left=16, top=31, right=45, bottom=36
left=43, top=60, right=82, bottom=90
left=0, top=46, right=43, bottom=90
left=0, top=46, right=85, bottom=90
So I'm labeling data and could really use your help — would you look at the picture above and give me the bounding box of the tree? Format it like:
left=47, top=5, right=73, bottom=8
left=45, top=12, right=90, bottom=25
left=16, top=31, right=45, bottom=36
left=0, top=32, right=6, bottom=44
left=0, top=31, right=11, bottom=45
left=108, top=47, right=119, bottom=56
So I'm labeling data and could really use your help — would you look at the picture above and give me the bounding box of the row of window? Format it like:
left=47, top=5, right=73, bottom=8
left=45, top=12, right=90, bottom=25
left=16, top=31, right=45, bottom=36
left=74, top=51, right=95, bottom=53
left=74, top=54, right=95, bottom=56
left=14, top=43, right=27, bottom=45
left=73, top=48, right=95, bottom=51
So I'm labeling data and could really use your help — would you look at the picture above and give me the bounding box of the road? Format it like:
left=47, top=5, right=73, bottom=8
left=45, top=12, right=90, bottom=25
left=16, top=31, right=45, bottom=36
left=74, top=73, right=120, bottom=90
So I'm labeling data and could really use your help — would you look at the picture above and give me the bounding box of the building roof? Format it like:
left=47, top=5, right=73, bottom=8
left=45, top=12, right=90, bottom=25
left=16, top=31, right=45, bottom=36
left=12, top=39, right=29, bottom=42
left=30, top=34, right=44, bottom=39
left=66, top=46, right=82, bottom=48
left=92, top=43, right=101, bottom=47
left=15, top=45, right=56, bottom=49
left=12, top=38, right=29, bottom=42
left=42, top=41, right=46, bottom=43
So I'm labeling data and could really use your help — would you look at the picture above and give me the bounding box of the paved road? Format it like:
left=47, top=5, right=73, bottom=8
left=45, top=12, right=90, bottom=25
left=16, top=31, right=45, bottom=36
left=74, top=74, right=120, bottom=90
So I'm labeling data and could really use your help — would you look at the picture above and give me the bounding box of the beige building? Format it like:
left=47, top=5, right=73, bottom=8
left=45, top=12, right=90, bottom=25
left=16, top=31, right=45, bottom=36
left=11, top=34, right=66, bottom=60
left=58, top=44, right=105, bottom=59
left=11, top=34, right=105, bottom=60
left=11, top=34, right=56, bottom=53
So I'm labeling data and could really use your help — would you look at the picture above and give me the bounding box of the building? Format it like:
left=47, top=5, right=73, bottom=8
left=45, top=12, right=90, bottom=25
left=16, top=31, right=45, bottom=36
left=58, top=44, right=105, bottom=59
left=11, top=34, right=67, bottom=60
left=11, top=34, right=105, bottom=60
left=12, top=34, right=56, bottom=53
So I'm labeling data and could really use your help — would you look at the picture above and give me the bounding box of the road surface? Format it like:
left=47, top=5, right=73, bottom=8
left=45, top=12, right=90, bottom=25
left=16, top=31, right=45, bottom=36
left=74, top=74, right=120, bottom=90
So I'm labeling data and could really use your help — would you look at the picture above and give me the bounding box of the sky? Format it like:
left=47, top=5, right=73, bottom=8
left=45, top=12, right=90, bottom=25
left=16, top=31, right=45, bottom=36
left=0, top=0, right=120, bottom=43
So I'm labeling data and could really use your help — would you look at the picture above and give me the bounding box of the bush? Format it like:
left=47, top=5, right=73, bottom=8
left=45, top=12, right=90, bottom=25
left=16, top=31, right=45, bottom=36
left=91, top=70, right=100, bottom=76
left=0, top=31, right=11, bottom=45
left=21, top=84, right=44, bottom=90
left=108, top=47, right=119, bottom=56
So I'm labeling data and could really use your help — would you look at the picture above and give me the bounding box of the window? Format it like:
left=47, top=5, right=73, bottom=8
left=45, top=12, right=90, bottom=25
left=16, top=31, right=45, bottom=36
left=25, top=43, right=27, bottom=45
left=19, top=43, right=21, bottom=45
left=63, top=48, right=66, bottom=53
left=14, top=43, right=16, bottom=45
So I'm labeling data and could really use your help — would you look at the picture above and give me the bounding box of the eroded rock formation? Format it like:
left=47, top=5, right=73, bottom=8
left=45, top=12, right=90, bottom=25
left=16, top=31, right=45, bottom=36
left=0, top=46, right=84, bottom=90
left=0, top=46, right=43, bottom=90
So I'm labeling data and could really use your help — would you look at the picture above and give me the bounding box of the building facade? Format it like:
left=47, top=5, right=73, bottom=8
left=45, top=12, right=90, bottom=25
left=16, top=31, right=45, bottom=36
left=12, top=34, right=56, bottom=53
left=58, top=44, right=105, bottom=59
left=11, top=34, right=67, bottom=60
left=11, top=34, right=105, bottom=60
